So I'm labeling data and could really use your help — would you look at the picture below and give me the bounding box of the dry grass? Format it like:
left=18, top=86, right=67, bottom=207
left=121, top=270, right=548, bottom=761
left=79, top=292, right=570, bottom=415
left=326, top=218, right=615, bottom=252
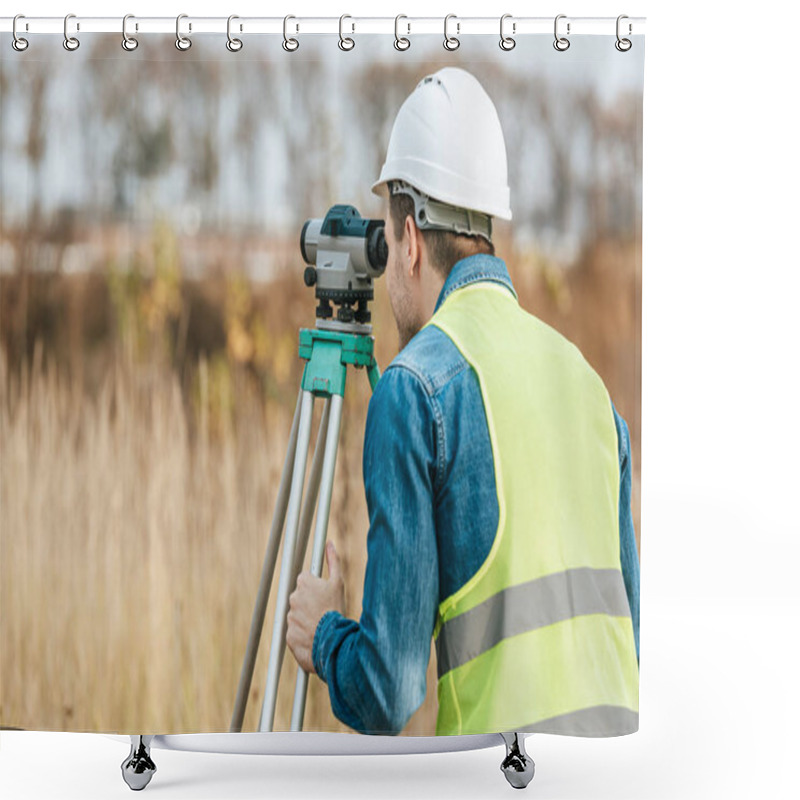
left=0, top=332, right=438, bottom=734
left=0, top=239, right=639, bottom=735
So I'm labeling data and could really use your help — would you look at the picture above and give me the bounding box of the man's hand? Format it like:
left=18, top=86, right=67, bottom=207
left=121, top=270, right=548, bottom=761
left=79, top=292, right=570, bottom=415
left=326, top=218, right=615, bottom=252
left=287, top=541, right=346, bottom=675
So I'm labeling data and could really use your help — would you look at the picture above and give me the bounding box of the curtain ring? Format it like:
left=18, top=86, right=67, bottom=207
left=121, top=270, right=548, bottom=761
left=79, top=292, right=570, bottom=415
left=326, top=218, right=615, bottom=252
left=615, top=15, right=632, bottom=51
left=175, top=13, right=192, bottom=51
left=12, top=15, right=29, bottom=52
left=444, top=14, right=460, bottom=51
left=63, top=13, right=80, bottom=51
left=553, top=14, right=570, bottom=51
left=499, top=14, right=515, bottom=51
left=122, top=14, right=138, bottom=51
left=339, top=14, right=355, bottom=51
left=227, top=14, right=243, bottom=52
left=394, top=14, right=410, bottom=51
left=283, top=15, right=299, bottom=51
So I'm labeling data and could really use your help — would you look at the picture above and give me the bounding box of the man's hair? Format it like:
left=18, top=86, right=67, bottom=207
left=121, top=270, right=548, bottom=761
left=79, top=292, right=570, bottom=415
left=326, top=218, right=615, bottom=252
left=389, top=192, right=494, bottom=280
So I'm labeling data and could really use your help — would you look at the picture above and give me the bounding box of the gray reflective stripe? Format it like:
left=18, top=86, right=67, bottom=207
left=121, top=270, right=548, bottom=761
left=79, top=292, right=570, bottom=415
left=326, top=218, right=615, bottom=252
left=519, top=705, right=639, bottom=737
left=436, top=567, right=631, bottom=678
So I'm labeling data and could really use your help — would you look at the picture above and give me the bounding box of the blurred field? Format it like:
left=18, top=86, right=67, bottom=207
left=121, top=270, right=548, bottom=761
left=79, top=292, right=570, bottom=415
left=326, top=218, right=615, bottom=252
left=0, top=225, right=640, bottom=735
left=1, top=31, right=642, bottom=736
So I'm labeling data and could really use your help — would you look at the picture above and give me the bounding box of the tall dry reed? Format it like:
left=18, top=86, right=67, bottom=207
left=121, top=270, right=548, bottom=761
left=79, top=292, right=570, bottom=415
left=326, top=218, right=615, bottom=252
left=0, top=337, right=440, bottom=733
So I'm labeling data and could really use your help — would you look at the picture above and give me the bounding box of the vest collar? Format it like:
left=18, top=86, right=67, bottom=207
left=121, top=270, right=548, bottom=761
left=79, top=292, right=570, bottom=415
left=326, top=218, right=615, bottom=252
left=433, top=254, right=518, bottom=314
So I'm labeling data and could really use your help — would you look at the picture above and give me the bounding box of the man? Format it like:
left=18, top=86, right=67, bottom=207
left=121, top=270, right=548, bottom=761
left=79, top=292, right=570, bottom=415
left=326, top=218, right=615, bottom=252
left=286, top=67, right=640, bottom=737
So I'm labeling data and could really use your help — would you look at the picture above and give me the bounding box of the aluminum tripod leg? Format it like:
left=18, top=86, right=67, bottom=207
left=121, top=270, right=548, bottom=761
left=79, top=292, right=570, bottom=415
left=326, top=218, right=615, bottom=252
left=290, top=392, right=345, bottom=731
left=255, top=396, right=329, bottom=730
left=258, top=390, right=315, bottom=731
left=256, top=398, right=330, bottom=729
left=292, top=399, right=331, bottom=581
left=229, top=391, right=302, bottom=732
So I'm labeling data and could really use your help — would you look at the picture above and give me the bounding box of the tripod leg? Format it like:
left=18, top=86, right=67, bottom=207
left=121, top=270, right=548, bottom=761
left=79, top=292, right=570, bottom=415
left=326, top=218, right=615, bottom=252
left=259, top=390, right=315, bottom=731
left=230, top=390, right=302, bottom=732
left=366, top=362, right=381, bottom=391
left=292, top=398, right=331, bottom=580
left=290, top=392, right=345, bottom=731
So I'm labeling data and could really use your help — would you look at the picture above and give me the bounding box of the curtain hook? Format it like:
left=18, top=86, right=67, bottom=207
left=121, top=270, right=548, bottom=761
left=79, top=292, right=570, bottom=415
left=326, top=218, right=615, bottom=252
left=444, top=14, right=460, bottom=51
left=615, top=15, right=632, bottom=51
left=12, top=14, right=29, bottom=52
left=339, top=14, right=355, bottom=51
left=283, top=15, right=299, bottom=51
left=394, top=15, right=410, bottom=51
left=63, top=13, right=80, bottom=51
left=175, top=13, right=192, bottom=51
left=553, top=14, right=570, bottom=52
left=122, top=14, right=138, bottom=51
left=500, top=14, right=516, bottom=51
left=227, top=14, right=243, bottom=52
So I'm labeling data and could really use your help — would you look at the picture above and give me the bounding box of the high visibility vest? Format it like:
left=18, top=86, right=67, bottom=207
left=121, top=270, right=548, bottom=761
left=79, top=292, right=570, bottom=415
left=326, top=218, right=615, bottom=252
left=428, top=281, right=639, bottom=737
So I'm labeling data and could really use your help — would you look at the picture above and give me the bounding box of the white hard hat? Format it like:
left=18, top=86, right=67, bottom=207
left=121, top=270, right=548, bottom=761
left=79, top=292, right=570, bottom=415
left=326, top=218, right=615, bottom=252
left=372, top=67, right=512, bottom=221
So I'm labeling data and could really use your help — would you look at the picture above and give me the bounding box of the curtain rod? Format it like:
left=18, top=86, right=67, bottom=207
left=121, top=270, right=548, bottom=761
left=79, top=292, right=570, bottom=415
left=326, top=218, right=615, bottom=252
left=1, top=16, right=646, bottom=37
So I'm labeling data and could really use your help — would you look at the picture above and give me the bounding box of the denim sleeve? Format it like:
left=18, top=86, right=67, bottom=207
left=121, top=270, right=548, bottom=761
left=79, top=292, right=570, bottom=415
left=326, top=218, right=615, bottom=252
left=613, top=403, right=640, bottom=662
left=312, top=366, right=439, bottom=734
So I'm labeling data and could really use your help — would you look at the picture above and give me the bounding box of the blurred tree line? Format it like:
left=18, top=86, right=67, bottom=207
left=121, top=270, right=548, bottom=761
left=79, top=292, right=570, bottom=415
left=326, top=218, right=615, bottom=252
left=0, top=35, right=641, bottom=243
left=0, top=35, right=641, bottom=411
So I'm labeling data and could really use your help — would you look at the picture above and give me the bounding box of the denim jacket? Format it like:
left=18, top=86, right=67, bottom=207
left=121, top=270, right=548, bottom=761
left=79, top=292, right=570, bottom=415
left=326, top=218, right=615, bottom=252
left=312, top=254, right=640, bottom=735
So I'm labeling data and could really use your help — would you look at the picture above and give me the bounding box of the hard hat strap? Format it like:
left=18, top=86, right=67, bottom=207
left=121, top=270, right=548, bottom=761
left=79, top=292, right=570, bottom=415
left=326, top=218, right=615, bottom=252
left=389, top=180, right=493, bottom=243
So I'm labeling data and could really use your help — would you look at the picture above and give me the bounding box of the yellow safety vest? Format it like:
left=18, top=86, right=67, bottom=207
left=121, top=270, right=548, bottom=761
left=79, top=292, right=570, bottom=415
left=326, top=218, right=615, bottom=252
left=428, top=281, right=639, bottom=737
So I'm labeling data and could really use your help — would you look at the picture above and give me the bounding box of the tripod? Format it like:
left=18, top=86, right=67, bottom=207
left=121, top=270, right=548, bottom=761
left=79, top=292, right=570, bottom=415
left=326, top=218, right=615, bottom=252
left=230, top=322, right=380, bottom=733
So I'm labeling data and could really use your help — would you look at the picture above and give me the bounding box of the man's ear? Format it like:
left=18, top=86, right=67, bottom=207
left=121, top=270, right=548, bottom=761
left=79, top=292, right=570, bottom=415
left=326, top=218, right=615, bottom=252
left=404, top=214, right=423, bottom=279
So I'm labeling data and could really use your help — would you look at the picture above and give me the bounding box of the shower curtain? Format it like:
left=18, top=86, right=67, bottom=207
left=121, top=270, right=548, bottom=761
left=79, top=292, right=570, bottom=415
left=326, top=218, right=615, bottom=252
left=0, top=26, right=644, bottom=736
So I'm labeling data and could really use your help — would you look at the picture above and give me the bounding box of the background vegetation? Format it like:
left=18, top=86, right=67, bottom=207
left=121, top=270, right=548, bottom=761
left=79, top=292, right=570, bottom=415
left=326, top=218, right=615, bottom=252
left=0, top=34, right=642, bottom=734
